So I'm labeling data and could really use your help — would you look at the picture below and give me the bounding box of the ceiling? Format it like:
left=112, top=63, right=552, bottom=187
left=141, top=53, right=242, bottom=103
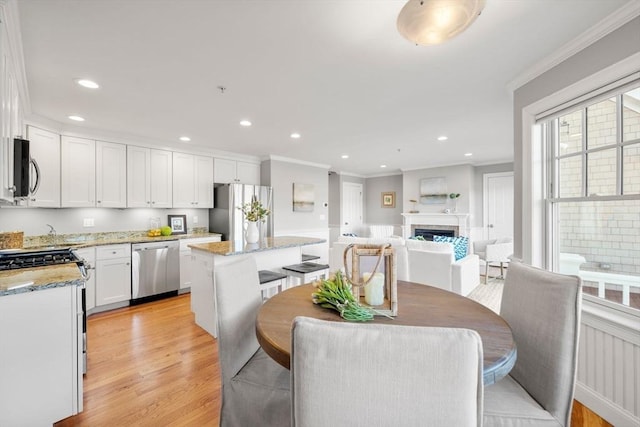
left=16, top=0, right=632, bottom=176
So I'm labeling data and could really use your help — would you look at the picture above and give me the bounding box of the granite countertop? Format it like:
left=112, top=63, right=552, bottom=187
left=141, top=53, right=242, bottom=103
left=189, top=236, right=325, bottom=256
left=0, top=264, right=84, bottom=297
left=21, top=232, right=222, bottom=251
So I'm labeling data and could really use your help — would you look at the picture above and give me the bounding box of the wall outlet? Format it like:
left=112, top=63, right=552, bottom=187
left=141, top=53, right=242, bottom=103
left=193, top=216, right=198, bottom=224
left=83, top=218, right=94, bottom=227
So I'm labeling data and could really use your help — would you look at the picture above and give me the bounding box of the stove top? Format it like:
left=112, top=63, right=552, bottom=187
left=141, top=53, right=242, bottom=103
left=0, top=248, right=83, bottom=271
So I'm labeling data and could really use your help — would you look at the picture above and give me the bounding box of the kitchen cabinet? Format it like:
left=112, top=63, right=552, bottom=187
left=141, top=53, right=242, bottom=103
left=127, top=145, right=173, bottom=208
left=179, top=235, right=221, bottom=291
left=75, top=247, right=96, bottom=312
left=0, top=11, right=25, bottom=204
left=96, top=141, right=127, bottom=208
left=173, top=152, right=213, bottom=208
left=0, top=286, right=82, bottom=426
left=61, top=136, right=96, bottom=207
left=26, top=126, right=61, bottom=207
left=95, top=244, right=132, bottom=306
left=214, top=158, right=260, bottom=185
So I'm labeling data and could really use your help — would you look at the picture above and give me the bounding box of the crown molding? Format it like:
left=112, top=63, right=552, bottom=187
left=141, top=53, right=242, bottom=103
left=0, top=0, right=30, bottom=113
left=507, top=0, right=640, bottom=92
left=268, top=154, right=331, bottom=170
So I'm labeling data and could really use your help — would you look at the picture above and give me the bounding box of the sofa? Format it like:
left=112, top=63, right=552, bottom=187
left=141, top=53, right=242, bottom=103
left=329, top=236, right=480, bottom=296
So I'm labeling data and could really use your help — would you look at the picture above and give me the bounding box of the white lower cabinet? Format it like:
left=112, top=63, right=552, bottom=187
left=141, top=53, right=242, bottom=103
left=179, top=236, right=221, bottom=290
left=95, top=244, right=132, bottom=306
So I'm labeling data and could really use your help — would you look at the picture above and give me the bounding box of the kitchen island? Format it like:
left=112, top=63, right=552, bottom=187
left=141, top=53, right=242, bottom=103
left=189, top=236, right=325, bottom=337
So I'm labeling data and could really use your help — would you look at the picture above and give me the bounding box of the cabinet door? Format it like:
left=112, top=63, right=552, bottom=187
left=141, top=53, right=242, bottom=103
left=61, top=136, right=96, bottom=207
left=127, top=145, right=151, bottom=208
left=236, top=161, right=260, bottom=185
left=26, top=126, right=61, bottom=207
left=150, top=149, right=172, bottom=208
left=96, top=141, right=126, bottom=208
left=172, top=152, right=195, bottom=208
left=195, top=155, right=213, bottom=208
left=95, top=257, right=132, bottom=306
left=213, top=158, right=237, bottom=183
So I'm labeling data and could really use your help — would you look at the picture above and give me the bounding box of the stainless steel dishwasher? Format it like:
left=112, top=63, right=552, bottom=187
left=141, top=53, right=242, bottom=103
left=131, top=240, right=180, bottom=300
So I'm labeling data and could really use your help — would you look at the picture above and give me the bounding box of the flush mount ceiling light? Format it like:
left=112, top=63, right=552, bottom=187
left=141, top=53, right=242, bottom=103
left=75, top=79, right=99, bottom=89
left=68, top=115, right=85, bottom=122
left=397, top=0, right=486, bottom=46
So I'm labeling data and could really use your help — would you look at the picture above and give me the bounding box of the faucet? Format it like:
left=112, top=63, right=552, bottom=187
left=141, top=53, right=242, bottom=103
left=46, top=224, right=58, bottom=246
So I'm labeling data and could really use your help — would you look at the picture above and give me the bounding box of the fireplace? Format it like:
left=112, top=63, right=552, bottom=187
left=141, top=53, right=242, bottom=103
left=414, top=228, right=456, bottom=241
left=401, top=213, right=470, bottom=240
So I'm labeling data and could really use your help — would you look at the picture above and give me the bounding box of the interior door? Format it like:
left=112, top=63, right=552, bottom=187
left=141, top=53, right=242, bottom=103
left=342, top=182, right=363, bottom=236
left=483, top=172, right=514, bottom=240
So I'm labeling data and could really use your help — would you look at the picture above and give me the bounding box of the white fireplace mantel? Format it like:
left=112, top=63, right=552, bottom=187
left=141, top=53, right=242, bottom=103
left=401, top=213, right=470, bottom=239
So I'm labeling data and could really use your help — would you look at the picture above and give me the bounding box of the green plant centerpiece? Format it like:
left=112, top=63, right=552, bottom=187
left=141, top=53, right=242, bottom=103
left=311, top=271, right=375, bottom=322
left=238, top=197, right=270, bottom=222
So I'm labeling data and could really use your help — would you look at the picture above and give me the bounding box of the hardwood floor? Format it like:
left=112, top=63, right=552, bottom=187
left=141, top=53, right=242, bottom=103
left=56, top=293, right=609, bottom=426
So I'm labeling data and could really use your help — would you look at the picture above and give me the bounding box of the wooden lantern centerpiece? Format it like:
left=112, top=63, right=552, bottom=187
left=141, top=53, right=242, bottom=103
left=344, top=244, right=398, bottom=316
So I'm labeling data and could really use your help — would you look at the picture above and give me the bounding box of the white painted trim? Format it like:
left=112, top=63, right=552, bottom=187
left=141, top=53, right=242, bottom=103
left=268, top=154, right=331, bottom=169
left=0, top=0, right=30, bottom=113
left=335, top=171, right=367, bottom=178
left=575, top=384, right=639, bottom=427
left=508, top=1, right=640, bottom=91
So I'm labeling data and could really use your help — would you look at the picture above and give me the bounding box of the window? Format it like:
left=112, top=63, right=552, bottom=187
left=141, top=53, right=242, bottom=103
left=543, top=84, right=640, bottom=310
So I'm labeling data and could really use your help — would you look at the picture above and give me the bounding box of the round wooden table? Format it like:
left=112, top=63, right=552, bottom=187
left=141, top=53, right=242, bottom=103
left=256, top=281, right=517, bottom=385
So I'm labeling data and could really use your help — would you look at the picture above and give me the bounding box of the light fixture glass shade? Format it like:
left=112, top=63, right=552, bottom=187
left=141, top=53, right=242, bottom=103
left=397, top=0, right=486, bottom=46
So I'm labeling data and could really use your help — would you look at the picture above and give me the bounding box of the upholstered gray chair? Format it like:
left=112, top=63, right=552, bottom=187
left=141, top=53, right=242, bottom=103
left=291, top=317, right=484, bottom=427
left=214, top=257, right=290, bottom=427
left=483, top=261, right=582, bottom=427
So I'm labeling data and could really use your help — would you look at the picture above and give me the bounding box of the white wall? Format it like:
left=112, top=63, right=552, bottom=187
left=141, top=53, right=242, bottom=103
left=0, top=207, right=208, bottom=236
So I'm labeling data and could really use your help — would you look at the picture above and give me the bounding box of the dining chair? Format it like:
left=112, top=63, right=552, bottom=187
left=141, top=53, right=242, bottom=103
left=483, top=261, right=582, bottom=427
left=214, top=256, right=290, bottom=427
left=291, top=317, right=484, bottom=427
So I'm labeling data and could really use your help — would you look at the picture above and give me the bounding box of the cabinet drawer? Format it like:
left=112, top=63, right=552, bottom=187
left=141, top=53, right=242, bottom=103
left=96, top=244, right=131, bottom=260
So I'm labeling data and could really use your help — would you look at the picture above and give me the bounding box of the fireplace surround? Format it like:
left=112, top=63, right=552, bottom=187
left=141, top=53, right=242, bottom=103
left=402, top=213, right=470, bottom=239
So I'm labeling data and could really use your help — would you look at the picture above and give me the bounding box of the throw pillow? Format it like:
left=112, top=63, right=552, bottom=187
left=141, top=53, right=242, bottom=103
left=433, top=235, right=469, bottom=261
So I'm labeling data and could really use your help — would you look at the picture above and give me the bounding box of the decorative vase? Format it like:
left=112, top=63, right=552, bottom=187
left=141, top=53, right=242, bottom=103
left=245, top=221, right=259, bottom=244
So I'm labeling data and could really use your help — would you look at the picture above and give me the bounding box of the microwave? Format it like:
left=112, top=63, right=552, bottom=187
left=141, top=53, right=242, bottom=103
left=12, top=138, right=37, bottom=198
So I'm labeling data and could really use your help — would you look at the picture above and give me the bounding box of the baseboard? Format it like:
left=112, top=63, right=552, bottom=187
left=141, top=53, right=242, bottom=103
left=575, top=383, right=639, bottom=427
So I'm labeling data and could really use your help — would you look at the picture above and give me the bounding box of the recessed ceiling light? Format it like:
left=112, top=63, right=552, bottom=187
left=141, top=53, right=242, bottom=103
left=240, top=120, right=252, bottom=127
left=179, top=136, right=191, bottom=142
left=68, top=115, right=85, bottom=122
left=290, top=133, right=301, bottom=139
left=341, top=154, right=349, bottom=159
left=464, top=152, right=473, bottom=157
left=76, top=79, right=99, bottom=89
left=437, top=136, right=448, bottom=141
left=380, top=164, right=387, bottom=168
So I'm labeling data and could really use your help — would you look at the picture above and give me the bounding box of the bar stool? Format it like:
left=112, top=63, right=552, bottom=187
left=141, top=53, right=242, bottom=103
left=258, top=270, right=288, bottom=300
left=282, top=262, right=330, bottom=287
left=301, top=253, right=320, bottom=262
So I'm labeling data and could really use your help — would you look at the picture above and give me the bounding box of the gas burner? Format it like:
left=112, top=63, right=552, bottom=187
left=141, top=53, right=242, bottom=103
left=0, top=248, right=82, bottom=271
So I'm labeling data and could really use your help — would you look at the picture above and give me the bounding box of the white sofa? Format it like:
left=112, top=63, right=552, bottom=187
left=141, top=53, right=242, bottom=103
left=329, top=236, right=480, bottom=296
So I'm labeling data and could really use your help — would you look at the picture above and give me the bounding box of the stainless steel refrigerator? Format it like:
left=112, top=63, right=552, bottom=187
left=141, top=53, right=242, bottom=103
left=209, top=183, right=274, bottom=243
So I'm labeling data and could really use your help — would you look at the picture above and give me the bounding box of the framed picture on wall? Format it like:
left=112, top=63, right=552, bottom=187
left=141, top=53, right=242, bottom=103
left=382, top=191, right=395, bottom=208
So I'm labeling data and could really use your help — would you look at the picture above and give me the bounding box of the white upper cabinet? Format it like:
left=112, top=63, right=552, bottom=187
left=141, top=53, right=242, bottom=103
left=149, top=149, right=172, bottom=208
left=173, top=152, right=213, bottom=208
left=61, top=136, right=96, bottom=207
left=214, top=158, right=260, bottom=185
left=96, top=141, right=127, bottom=208
left=127, top=146, right=172, bottom=208
left=26, top=126, right=60, bottom=207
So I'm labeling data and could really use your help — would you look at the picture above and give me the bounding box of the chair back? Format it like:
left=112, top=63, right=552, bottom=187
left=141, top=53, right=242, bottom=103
left=214, top=256, right=263, bottom=384
left=291, top=317, right=483, bottom=427
left=501, top=261, right=582, bottom=426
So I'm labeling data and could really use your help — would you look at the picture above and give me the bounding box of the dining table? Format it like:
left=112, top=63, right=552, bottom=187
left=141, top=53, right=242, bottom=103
left=256, top=280, right=517, bottom=385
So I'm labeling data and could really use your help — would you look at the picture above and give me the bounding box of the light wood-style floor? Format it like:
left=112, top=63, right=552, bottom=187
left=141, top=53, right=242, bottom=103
left=55, top=293, right=611, bottom=426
